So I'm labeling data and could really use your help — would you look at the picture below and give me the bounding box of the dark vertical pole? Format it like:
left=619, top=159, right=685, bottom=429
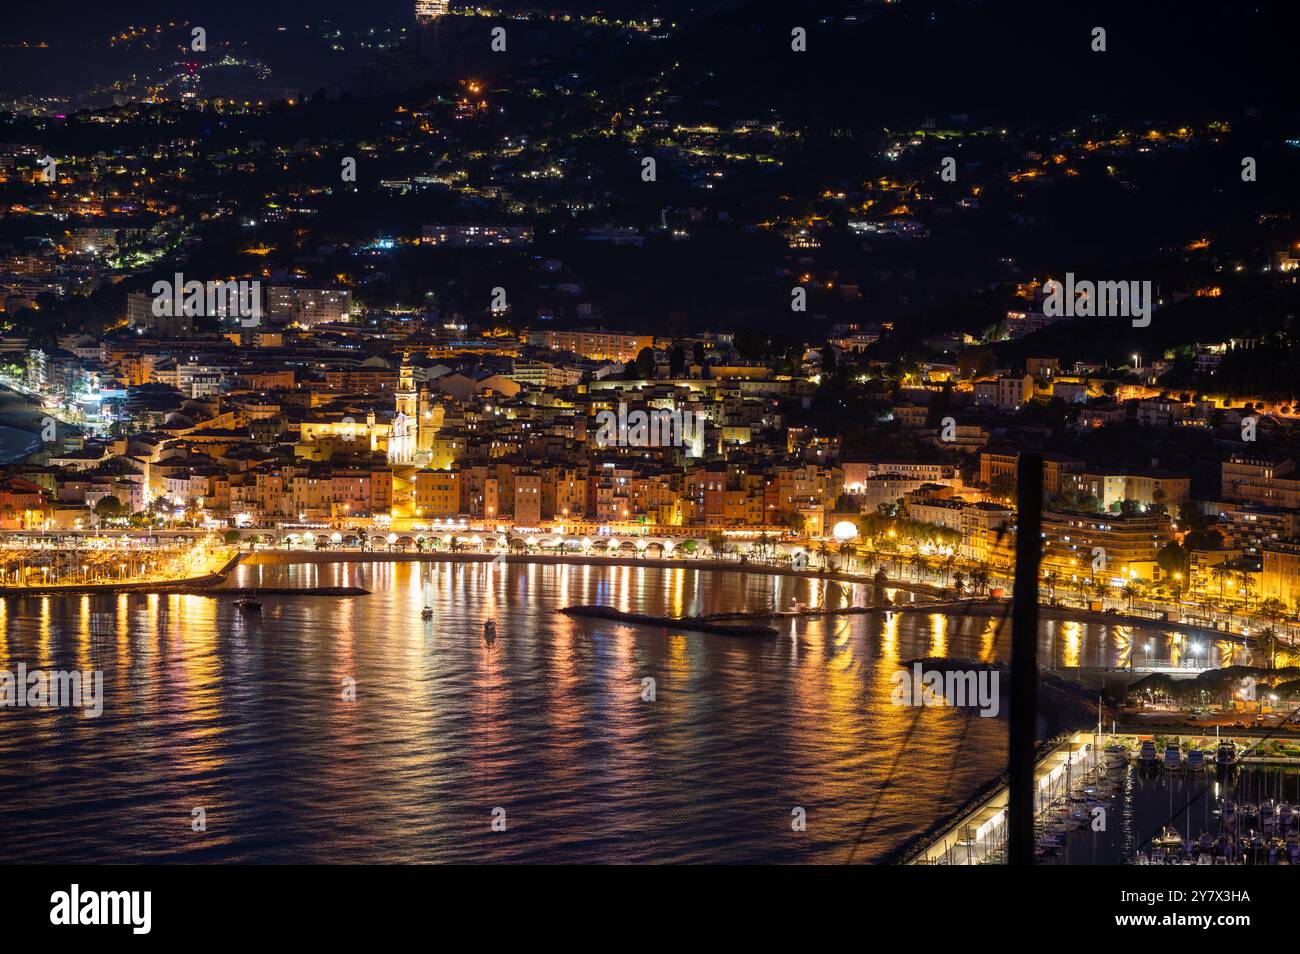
left=1009, top=453, right=1042, bottom=865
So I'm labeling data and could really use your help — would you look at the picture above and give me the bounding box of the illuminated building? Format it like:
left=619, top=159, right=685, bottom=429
left=415, top=0, right=449, bottom=22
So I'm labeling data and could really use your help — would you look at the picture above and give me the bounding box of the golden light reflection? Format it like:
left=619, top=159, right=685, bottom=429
left=1216, top=638, right=1238, bottom=667
left=928, top=613, right=948, bottom=657
left=117, top=593, right=132, bottom=687
left=1113, top=625, right=1132, bottom=670
left=37, top=596, right=52, bottom=668
left=166, top=595, right=222, bottom=757
left=145, top=593, right=160, bottom=646
left=979, top=616, right=1000, bottom=663
left=77, top=594, right=91, bottom=672
left=881, top=611, right=899, bottom=664
left=828, top=619, right=857, bottom=675
left=1061, top=620, right=1081, bottom=669
left=670, top=567, right=684, bottom=618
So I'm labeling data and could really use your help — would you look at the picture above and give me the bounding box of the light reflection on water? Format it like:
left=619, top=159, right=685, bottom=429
left=0, top=561, right=1194, bottom=863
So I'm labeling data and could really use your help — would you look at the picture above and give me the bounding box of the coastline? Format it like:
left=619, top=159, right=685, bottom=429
left=0, top=551, right=243, bottom=596
left=0, top=547, right=1239, bottom=642
left=240, top=548, right=952, bottom=598
left=244, top=550, right=1221, bottom=637
left=0, top=383, right=48, bottom=464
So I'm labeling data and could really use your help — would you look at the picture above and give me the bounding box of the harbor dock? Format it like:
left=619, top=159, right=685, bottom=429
left=902, top=728, right=1300, bottom=864
left=901, top=730, right=1102, bottom=865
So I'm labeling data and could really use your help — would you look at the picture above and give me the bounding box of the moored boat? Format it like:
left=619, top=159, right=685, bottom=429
left=1153, top=826, right=1184, bottom=851
left=1162, top=745, right=1183, bottom=772
left=1222, top=800, right=1238, bottom=827
left=1104, top=743, right=1129, bottom=769
left=1216, top=742, right=1238, bottom=774
left=1138, top=740, right=1159, bottom=768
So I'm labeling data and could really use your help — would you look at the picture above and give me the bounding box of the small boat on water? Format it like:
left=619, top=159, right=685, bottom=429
left=421, top=606, right=434, bottom=620
left=1104, top=743, right=1129, bottom=769
left=1153, top=826, right=1185, bottom=851
left=1245, top=834, right=1268, bottom=865
left=1138, top=740, right=1159, bottom=768
left=1279, top=802, right=1294, bottom=829
left=1196, top=831, right=1214, bottom=857
left=1185, top=749, right=1207, bottom=772
left=235, top=594, right=262, bottom=613
left=1214, top=833, right=1236, bottom=862
left=483, top=619, right=497, bottom=644
left=1162, top=745, right=1183, bottom=772
left=1216, top=742, right=1238, bottom=773
left=1036, top=831, right=1065, bottom=852
left=1222, top=800, right=1238, bottom=827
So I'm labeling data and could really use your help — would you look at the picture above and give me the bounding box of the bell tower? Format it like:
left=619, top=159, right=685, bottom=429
left=396, top=354, right=417, bottom=419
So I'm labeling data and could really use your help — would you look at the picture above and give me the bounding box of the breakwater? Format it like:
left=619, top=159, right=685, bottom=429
left=558, top=604, right=778, bottom=637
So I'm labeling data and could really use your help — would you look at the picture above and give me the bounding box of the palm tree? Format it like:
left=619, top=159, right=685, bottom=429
left=970, top=564, right=990, bottom=597
left=941, top=553, right=957, bottom=587
left=910, top=553, right=929, bottom=582
left=1121, top=580, right=1143, bottom=612
left=1258, top=597, right=1289, bottom=641
left=1235, top=572, right=1255, bottom=611
left=706, top=531, right=727, bottom=559
left=838, top=541, right=855, bottom=571
left=952, top=571, right=966, bottom=596
left=1210, top=564, right=1231, bottom=603
left=1043, top=570, right=1059, bottom=603
left=1088, top=578, right=1113, bottom=607
left=816, top=540, right=831, bottom=569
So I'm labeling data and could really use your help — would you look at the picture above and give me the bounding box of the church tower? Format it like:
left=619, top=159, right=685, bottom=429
left=389, top=354, right=419, bottom=464
left=396, top=354, right=418, bottom=419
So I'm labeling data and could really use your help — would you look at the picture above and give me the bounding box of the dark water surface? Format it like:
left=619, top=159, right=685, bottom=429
left=0, top=560, right=1192, bottom=862
left=1062, top=765, right=1300, bottom=865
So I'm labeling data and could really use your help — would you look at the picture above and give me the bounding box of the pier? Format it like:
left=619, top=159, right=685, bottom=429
left=902, top=730, right=1103, bottom=865
left=558, top=604, right=777, bottom=637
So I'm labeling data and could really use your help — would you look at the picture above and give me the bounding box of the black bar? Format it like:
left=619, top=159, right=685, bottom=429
left=1008, top=452, right=1043, bottom=866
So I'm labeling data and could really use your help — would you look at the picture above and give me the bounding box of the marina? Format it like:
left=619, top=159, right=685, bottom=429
left=906, top=728, right=1300, bottom=865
